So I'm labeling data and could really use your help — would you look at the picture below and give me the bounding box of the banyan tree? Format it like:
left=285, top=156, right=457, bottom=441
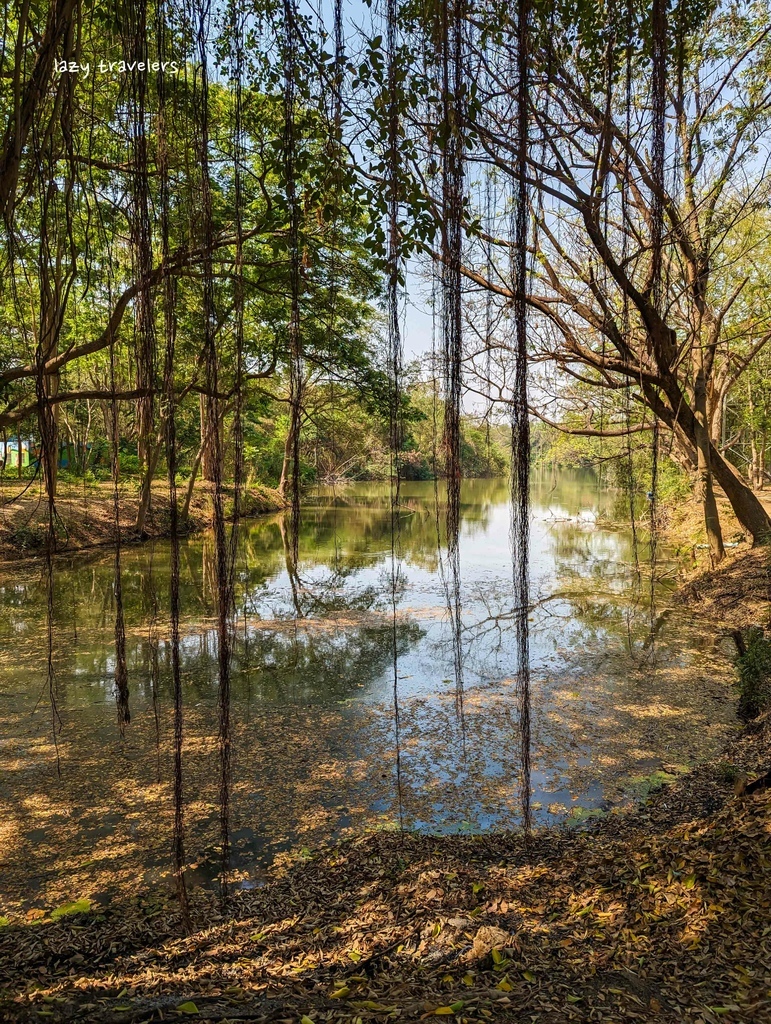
left=1, top=0, right=770, bottom=913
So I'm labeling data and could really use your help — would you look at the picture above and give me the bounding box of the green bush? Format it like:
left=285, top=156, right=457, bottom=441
left=735, top=627, right=771, bottom=721
left=119, top=454, right=142, bottom=475
left=10, top=524, right=46, bottom=550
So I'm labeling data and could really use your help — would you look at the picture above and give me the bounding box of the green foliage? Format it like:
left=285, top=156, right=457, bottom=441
left=715, top=760, right=742, bottom=785
left=735, top=627, right=771, bottom=721
left=9, top=524, right=46, bottom=551
left=247, top=379, right=509, bottom=486
left=50, top=898, right=91, bottom=921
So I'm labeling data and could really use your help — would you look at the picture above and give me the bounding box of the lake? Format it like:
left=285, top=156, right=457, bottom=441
left=0, top=473, right=738, bottom=910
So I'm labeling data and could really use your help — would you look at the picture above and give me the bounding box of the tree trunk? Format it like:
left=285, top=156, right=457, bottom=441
left=278, top=415, right=299, bottom=499
left=42, top=365, right=60, bottom=499
left=182, top=448, right=203, bottom=521
left=708, top=382, right=726, bottom=448
left=137, top=399, right=153, bottom=474
left=710, top=441, right=771, bottom=545
left=199, top=393, right=217, bottom=483
left=750, top=430, right=760, bottom=489
left=759, top=431, right=766, bottom=491
left=669, top=436, right=697, bottom=476
left=650, top=381, right=771, bottom=546
left=747, top=378, right=761, bottom=489
left=694, top=361, right=725, bottom=564
left=136, top=439, right=161, bottom=536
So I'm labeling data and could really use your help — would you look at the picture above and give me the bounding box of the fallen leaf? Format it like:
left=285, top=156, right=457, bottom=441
left=175, top=1002, right=199, bottom=1015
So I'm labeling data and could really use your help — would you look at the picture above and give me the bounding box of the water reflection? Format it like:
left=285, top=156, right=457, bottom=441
left=0, top=473, right=738, bottom=910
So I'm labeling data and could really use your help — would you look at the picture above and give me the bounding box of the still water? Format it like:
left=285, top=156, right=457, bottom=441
left=0, top=473, right=737, bottom=909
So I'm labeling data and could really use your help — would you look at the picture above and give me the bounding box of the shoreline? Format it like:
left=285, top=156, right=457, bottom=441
left=0, top=481, right=287, bottom=563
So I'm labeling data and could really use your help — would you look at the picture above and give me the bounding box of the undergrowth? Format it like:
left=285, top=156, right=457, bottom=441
left=736, top=627, right=771, bottom=721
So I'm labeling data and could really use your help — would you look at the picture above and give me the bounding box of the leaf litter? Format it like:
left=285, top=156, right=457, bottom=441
left=1, top=711, right=770, bottom=1024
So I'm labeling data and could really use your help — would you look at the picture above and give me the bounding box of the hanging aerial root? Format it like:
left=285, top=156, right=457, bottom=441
left=283, top=0, right=303, bottom=565
left=157, top=0, right=189, bottom=928
left=510, top=0, right=532, bottom=838
left=439, top=0, right=467, bottom=744
left=386, top=0, right=405, bottom=833
left=110, top=365, right=131, bottom=735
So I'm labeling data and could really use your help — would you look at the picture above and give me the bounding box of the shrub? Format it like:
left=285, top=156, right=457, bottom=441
left=735, top=627, right=771, bottom=721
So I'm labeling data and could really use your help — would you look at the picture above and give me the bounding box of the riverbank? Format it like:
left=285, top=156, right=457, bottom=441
left=0, top=707, right=769, bottom=1023
left=663, top=482, right=770, bottom=630
left=678, top=545, right=771, bottom=630
left=0, top=481, right=286, bottom=561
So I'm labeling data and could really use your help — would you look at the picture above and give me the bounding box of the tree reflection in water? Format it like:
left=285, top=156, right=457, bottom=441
left=0, top=474, right=738, bottom=910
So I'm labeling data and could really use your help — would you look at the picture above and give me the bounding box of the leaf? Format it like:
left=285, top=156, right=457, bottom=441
left=432, top=1008, right=455, bottom=1015
left=301, top=1017, right=316, bottom=1024
left=523, top=970, right=536, bottom=982
left=450, top=1001, right=465, bottom=1012
left=491, top=948, right=503, bottom=965
left=175, top=1002, right=199, bottom=1015
left=50, top=899, right=91, bottom=921
left=0, top=917, right=9, bottom=928
left=330, top=986, right=350, bottom=999
left=683, top=874, right=696, bottom=889
left=496, top=979, right=513, bottom=992
left=462, top=974, right=474, bottom=987
left=472, top=881, right=485, bottom=894
left=348, top=949, right=362, bottom=962
left=566, top=994, right=582, bottom=1003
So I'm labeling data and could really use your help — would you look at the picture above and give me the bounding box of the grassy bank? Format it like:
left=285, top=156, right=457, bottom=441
left=0, top=481, right=286, bottom=561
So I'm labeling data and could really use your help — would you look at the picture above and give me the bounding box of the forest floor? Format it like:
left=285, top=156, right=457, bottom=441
left=0, top=708, right=769, bottom=1024
left=678, top=543, right=771, bottom=629
left=667, top=487, right=771, bottom=628
left=0, top=480, right=286, bottom=560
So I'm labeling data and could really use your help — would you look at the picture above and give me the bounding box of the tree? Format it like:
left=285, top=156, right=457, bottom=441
left=354, top=0, right=771, bottom=555
left=0, top=5, right=382, bottom=520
